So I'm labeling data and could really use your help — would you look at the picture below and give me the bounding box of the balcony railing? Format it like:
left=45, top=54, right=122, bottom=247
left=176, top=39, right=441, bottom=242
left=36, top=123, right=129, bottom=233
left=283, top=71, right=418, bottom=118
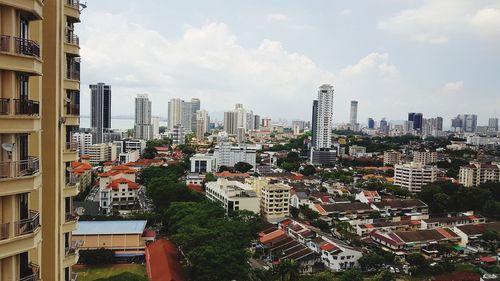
left=65, top=240, right=84, bottom=256
left=65, top=142, right=78, bottom=152
left=0, top=35, right=10, bottom=52
left=14, top=99, right=40, bottom=116
left=14, top=37, right=40, bottom=58
left=14, top=210, right=40, bottom=236
left=66, top=173, right=80, bottom=187
left=0, top=157, right=40, bottom=179
left=66, top=102, right=80, bottom=115
left=19, top=263, right=40, bottom=281
left=67, top=0, right=80, bottom=9
left=66, top=32, right=79, bottom=46
left=66, top=68, right=80, bottom=81
left=0, top=98, right=9, bottom=114
left=70, top=272, right=79, bottom=281
left=0, top=222, right=9, bottom=240
left=65, top=211, right=78, bottom=222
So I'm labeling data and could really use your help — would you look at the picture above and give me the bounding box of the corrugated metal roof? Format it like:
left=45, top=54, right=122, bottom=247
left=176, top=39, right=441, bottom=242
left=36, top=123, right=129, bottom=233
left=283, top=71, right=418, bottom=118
left=73, top=220, right=147, bottom=235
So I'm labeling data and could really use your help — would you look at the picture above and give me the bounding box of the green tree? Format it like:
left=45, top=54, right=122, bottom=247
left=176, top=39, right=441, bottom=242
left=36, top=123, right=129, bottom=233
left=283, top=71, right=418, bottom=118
left=372, top=271, right=394, bottom=281
left=278, top=259, right=300, bottom=281
left=358, top=253, right=384, bottom=271
left=340, top=269, right=363, bottom=281
left=78, top=248, right=114, bottom=265
left=204, top=172, right=217, bottom=182
left=146, top=177, right=203, bottom=212
left=234, top=161, right=253, bottom=173
left=142, top=146, right=157, bottom=159
left=301, top=165, right=316, bottom=176
left=218, top=165, right=231, bottom=172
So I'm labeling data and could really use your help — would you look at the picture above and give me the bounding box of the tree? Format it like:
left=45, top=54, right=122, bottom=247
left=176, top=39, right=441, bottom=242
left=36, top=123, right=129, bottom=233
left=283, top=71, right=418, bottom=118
left=278, top=259, right=300, bottom=281
left=218, top=165, right=231, bottom=173
left=78, top=248, right=114, bottom=265
left=234, top=161, right=253, bottom=173
left=372, top=271, right=394, bottom=281
left=142, top=146, right=157, bottom=159
left=369, top=211, right=382, bottom=219
left=204, top=172, right=217, bottom=182
left=301, top=165, right=316, bottom=176
left=146, top=177, right=203, bottom=212
left=340, top=269, right=363, bottom=281
left=358, top=253, right=384, bottom=271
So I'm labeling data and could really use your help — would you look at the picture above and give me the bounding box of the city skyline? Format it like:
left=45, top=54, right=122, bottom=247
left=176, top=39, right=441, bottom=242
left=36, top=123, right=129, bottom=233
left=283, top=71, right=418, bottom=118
left=77, top=0, right=500, bottom=126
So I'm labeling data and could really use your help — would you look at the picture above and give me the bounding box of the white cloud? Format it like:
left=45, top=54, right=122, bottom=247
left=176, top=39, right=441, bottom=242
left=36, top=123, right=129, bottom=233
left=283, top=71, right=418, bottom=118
left=80, top=13, right=333, bottom=120
left=340, top=9, right=352, bottom=16
left=378, top=0, right=500, bottom=44
left=341, top=53, right=398, bottom=77
left=267, top=13, right=292, bottom=22
left=442, top=81, right=464, bottom=93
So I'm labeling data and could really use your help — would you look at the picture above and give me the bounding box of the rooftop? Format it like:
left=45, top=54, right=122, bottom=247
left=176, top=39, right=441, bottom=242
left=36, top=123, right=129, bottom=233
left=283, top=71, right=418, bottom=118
left=73, top=220, right=147, bottom=235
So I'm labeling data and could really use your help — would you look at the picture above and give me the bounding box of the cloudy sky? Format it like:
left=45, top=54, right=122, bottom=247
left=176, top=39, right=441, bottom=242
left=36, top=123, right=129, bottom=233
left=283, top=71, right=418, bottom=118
left=78, top=0, right=500, bottom=126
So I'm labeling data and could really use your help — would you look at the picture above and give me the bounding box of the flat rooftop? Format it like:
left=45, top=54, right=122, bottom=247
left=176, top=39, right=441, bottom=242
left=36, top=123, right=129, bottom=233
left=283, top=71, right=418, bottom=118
left=73, top=220, right=147, bottom=235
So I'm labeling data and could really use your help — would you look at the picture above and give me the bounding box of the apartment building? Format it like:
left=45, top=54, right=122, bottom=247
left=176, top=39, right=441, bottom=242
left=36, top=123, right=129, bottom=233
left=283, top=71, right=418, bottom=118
left=260, top=181, right=291, bottom=222
left=190, top=153, right=216, bottom=173
left=394, top=162, right=438, bottom=193
left=214, top=142, right=257, bottom=169
left=205, top=178, right=259, bottom=214
left=413, top=150, right=438, bottom=165
left=459, top=163, right=500, bottom=187
left=98, top=165, right=138, bottom=214
left=87, top=143, right=117, bottom=166
left=383, top=150, right=401, bottom=166
left=0, top=2, right=44, bottom=280
left=348, top=145, right=366, bottom=157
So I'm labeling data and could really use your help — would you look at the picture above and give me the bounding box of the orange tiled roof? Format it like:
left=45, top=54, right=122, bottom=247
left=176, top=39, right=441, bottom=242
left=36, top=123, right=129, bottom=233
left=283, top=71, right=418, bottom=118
left=106, top=178, right=139, bottom=190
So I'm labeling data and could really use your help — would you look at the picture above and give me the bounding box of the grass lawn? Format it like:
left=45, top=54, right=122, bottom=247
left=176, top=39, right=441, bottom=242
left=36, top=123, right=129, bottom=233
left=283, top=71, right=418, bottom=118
left=73, top=264, right=147, bottom=281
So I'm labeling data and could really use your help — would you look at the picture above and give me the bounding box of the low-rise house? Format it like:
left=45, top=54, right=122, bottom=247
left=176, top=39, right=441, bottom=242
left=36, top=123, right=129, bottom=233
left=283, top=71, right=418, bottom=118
left=369, top=228, right=460, bottom=253
left=98, top=164, right=139, bottom=214
left=314, top=202, right=376, bottom=221
left=372, top=199, right=428, bottom=218
left=356, top=220, right=421, bottom=236
left=453, top=222, right=500, bottom=248
left=316, top=239, right=362, bottom=271
left=72, top=161, right=93, bottom=191
left=421, top=215, right=485, bottom=230
left=355, top=190, right=381, bottom=204
left=185, top=173, right=205, bottom=186
left=290, top=189, right=310, bottom=208
left=73, top=220, right=149, bottom=257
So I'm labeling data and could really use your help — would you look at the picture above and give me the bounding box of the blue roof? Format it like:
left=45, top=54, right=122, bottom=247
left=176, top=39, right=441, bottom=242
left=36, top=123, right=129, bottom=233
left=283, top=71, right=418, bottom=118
left=73, top=220, right=147, bottom=235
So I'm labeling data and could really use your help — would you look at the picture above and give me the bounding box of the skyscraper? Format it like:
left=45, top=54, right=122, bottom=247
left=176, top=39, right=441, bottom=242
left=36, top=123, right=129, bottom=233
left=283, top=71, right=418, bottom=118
left=168, top=98, right=183, bottom=129
left=224, top=111, right=237, bottom=134
left=134, top=94, right=152, bottom=140
left=311, top=100, right=319, bottom=146
left=152, top=116, right=160, bottom=139
left=90, top=83, right=112, bottom=144
left=190, top=98, right=200, bottom=134
left=412, top=113, right=423, bottom=131
left=196, top=109, right=210, bottom=140
left=367, top=118, right=375, bottom=129
left=488, top=118, right=499, bottom=133
left=254, top=115, right=261, bottom=130
left=314, top=84, right=334, bottom=149
left=380, top=118, right=389, bottom=134
left=460, top=114, right=478, bottom=133
left=350, top=100, right=358, bottom=131
left=181, top=101, right=192, bottom=132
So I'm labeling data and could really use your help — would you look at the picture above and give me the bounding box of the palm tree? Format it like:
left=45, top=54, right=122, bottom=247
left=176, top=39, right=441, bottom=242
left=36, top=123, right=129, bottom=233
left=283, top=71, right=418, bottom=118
left=278, top=259, right=300, bottom=281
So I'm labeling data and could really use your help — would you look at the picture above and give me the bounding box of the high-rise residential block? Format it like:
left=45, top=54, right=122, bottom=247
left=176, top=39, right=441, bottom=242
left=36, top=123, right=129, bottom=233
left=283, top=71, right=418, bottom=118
left=488, top=118, right=499, bottom=133
left=190, top=98, right=200, bottom=133
left=253, top=115, right=261, bottom=130
left=452, top=114, right=478, bottom=133
left=90, top=83, right=111, bottom=144
left=151, top=116, right=160, bottom=139
left=379, top=118, right=389, bottom=134
left=223, top=111, right=237, bottom=135
left=413, top=150, right=438, bottom=165
left=350, top=100, right=358, bottom=131
left=383, top=150, right=402, bottom=166
left=314, top=84, right=334, bottom=149
left=394, top=162, right=438, bottom=193
left=260, top=181, right=291, bottom=223
left=368, top=118, right=375, bottom=129
left=167, top=98, right=183, bottom=129
left=134, top=94, right=152, bottom=140
left=196, top=109, right=209, bottom=140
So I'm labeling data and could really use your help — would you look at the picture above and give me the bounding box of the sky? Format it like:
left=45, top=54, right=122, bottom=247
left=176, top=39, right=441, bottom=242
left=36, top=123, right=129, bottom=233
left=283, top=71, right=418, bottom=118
left=78, top=0, right=500, bottom=126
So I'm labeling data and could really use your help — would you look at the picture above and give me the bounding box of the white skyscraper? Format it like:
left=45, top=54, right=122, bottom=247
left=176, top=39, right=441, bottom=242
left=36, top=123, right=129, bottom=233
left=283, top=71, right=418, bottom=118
left=350, top=100, right=358, bottom=131
left=152, top=116, right=160, bottom=139
left=314, top=84, right=334, bottom=149
left=488, top=118, right=499, bottom=133
left=168, top=98, right=183, bottom=129
left=134, top=94, right=153, bottom=140
left=190, top=98, right=200, bottom=133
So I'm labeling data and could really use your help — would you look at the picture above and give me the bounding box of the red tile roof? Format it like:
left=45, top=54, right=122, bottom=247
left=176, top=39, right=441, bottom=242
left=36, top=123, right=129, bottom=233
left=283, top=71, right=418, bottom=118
left=107, top=178, right=139, bottom=190
left=146, top=239, right=185, bottom=281
left=259, top=229, right=287, bottom=244
left=187, top=184, right=203, bottom=193
left=215, top=171, right=250, bottom=177
left=320, top=242, right=338, bottom=252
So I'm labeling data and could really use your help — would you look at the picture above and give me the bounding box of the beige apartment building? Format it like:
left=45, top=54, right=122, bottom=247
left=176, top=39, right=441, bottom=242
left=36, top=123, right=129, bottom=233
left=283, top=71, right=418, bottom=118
left=260, top=181, right=291, bottom=222
left=459, top=162, right=500, bottom=187
left=0, top=0, right=82, bottom=280
left=413, top=150, right=438, bottom=165
left=394, top=162, right=438, bottom=193
left=383, top=150, right=401, bottom=166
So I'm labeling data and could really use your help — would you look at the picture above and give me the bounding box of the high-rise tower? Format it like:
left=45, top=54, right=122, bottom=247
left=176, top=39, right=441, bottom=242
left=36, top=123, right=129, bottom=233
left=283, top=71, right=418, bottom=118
left=350, top=100, right=358, bottom=131
left=90, top=83, right=111, bottom=144
left=314, top=84, right=334, bottom=149
left=134, top=94, right=152, bottom=140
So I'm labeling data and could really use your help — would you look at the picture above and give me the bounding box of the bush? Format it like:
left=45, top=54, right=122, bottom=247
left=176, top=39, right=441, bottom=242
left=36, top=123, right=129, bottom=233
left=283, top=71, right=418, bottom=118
left=78, top=248, right=114, bottom=265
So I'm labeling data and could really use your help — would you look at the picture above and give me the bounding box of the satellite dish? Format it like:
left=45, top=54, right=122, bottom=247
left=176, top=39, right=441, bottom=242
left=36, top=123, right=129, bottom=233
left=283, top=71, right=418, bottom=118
left=75, top=207, right=85, bottom=216
left=2, top=143, right=14, bottom=152
left=66, top=166, right=73, bottom=172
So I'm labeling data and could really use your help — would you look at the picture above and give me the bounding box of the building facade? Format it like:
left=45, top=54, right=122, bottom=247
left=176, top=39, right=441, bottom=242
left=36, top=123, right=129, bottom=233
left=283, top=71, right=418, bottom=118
left=383, top=150, right=402, bottom=166
left=459, top=163, right=500, bottom=187
left=394, top=162, right=438, bottom=193
left=260, top=182, right=291, bottom=222
left=205, top=179, right=259, bottom=214
left=413, top=150, right=438, bottom=165
left=90, top=83, right=111, bottom=144
left=134, top=94, right=152, bottom=140
left=349, top=100, right=358, bottom=131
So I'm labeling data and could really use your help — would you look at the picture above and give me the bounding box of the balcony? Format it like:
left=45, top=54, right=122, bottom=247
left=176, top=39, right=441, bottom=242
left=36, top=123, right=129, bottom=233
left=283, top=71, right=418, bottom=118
left=0, top=223, right=9, bottom=240
left=66, top=68, right=80, bottom=81
left=14, top=99, right=40, bottom=116
left=15, top=210, right=41, bottom=237
left=65, top=0, right=81, bottom=21
left=64, top=31, right=80, bottom=56
left=64, top=174, right=80, bottom=197
left=65, top=32, right=79, bottom=46
left=63, top=142, right=79, bottom=162
left=0, top=98, right=9, bottom=115
left=0, top=35, right=42, bottom=75
left=66, top=0, right=80, bottom=9
left=70, top=272, right=79, bottom=281
left=65, top=211, right=78, bottom=223
left=0, top=157, right=40, bottom=179
left=65, top=240, right=83, bottom=257
left=19, top=262, right=40, bottom=281
left=14, top=38, right=40, bottom=58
